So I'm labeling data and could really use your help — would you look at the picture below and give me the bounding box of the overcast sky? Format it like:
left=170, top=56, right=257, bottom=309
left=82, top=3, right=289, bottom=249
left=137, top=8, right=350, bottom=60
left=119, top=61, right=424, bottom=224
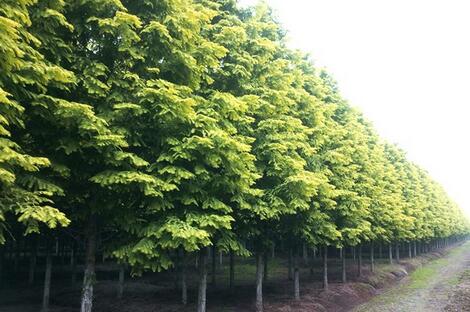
left=239, top=0, right=470, bottom=217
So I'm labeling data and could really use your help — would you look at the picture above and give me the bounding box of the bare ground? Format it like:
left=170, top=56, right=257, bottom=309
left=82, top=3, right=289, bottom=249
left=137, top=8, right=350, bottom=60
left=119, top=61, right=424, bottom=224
left=353, top=241, right=470, bottom=312
left=1, top=243, right=468, bottom=312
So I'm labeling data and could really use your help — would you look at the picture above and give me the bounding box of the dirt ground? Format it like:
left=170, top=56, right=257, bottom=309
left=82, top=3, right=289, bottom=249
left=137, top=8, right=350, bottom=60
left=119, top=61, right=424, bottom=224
left=354, top=241, right=470, bottom=312
left=445, top=268, right=470, bottom=312
left=1, top=244, right=467, bottom=312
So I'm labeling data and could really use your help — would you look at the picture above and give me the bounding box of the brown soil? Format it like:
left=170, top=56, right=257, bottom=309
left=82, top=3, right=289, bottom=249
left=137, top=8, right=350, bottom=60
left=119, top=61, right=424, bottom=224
left=445, top=269, right=470, bottom=312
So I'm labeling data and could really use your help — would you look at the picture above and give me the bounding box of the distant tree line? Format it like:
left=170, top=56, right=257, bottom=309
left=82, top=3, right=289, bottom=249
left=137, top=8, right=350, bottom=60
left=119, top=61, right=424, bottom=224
left=1, top=0, right=468, bottom=312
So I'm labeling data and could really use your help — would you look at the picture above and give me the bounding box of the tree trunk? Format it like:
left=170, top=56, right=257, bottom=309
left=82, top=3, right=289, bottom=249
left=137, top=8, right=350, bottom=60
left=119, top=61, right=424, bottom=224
left=313, top=246, right=316, bottom=260
left=211, top=245, right=216, bottom=287
left=395, top=242, right=400, bottom=263
left=323, top=246, right=328, bottom=290
left=378, top=243, right=383, bottom=259
left=255, top=252, right=264, bottom=312
left=408, top=242, right=412, bottom=258
left=182, top=253, right=187, bottom=305
left=302, top=244, right=308, bottom=265
left=263, top=252, right=268, bottom=282
left=288, top=248, right=293, bottom=280
left=173, top=250, right=179, bottom=291
left=219, top=251, right=223, bottom=266
left=352, top=246, right=356, bottom=260
left=413, top=241, right=417, bottom=257
left=357, top=244, right=362, bottom=277
left=197, top=249, right=207, bottom=312
left=29, top=239, right=37, bottom=285
left=370, top=242, right=375, bottom=273
left=42, top=242, right=52, bottom=312
left=80, top=216, right=97, bottom=312
left=117, top=265, right=125, bottom=299
left=388, top=243, right=393, bottom=264
left=341, top=247, right=347, bottom=283
left=294, top=253, right=300, bottom=300
left=229, top=249, right=235, bottom=292
left=271, top=244, right=275, bottom=258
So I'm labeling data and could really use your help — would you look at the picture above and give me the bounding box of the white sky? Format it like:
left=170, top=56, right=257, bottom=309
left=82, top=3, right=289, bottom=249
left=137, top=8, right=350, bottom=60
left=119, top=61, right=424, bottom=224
left=239, top=0, right=470, bottom=217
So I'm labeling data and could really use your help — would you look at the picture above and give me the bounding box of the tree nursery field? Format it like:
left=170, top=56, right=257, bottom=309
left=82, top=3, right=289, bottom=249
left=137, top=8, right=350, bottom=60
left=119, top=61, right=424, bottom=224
left=0, top=0, right=468, bottom=311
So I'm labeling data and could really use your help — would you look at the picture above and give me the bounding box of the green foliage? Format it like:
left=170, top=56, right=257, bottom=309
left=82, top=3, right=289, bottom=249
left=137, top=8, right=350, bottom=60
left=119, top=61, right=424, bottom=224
left=1, top=0, right=468, bottom=276
left=0, top=0, right=71, bottom=242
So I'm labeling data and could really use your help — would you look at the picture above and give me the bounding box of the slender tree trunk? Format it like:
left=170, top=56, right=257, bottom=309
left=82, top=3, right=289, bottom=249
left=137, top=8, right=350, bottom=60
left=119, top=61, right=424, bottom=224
left=229, top=249, right=235, bottom=292
left=174, top=251, right=179, bottom=291
left=182, top=253, right=187, bottom=305
left=197, top=249, right=207, bottom=312
left=352, top=246, right=356, bottom=260
left=323, top=246, right=328, bottom=290
left=263, top=252, right=268, bottom=282
left=29, top=239, right=37, bottom=285
left=302, top=244, right=308, bottom=265
left=313, top=246, right=316, bottom=260
left=379, top=243, right=383, bottom=259
left=408, top=242, right=412, bottom=258
left=357, top=245, right=363, bottom=277
left=395, top=242, right=400, bottom=263
left=288, top=248, right=293, bottom=280
left=211, top=245, right=216, bottom=287
left=219, top=251, right=223, bottom=266
left=388, top=243, right=393, bottom=264
left=117, top=265, right=125, bottom=299
left=413, top=241, right=417, bottom=257
left=309, top=251, right=314, bottom=277
left=271, top=244, right=275, bottom=258
left=80, top=216, right=97, bottom=312
left=255, top=252, right=264, bottom=312
left=42, top=242, right=52, bottom=312
left=294, top=252, right=300, bottom=300
left=342, top=247, right=347, bottom=283
left=370, top=242, right=375, bottom=273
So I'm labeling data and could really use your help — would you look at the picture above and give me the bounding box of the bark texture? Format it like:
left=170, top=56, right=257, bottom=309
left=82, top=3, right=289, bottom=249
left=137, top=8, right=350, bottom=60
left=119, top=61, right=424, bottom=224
left=342, top=248, right=347, bottom=283
left=117, top=265, right=125, bottom=299
left=294, top=257, right=300, bottom=301
left=197, top=249, right=207, bottom=312
left=370, top=242, right=375, bottom=273
left=395, top=242, right=400, bottom=262
left=323, top=246, right=328, bottom=290
left=229, top=249, right=235, bottom=292
left=182, top=254, right=187, bottom=305
left=42, top=242, right=52, bottom=312
left=255, top=253, right=264, bottom=312
left=80, top=216, right=97, bottom=312
left=357, top=244, right=363, bottom=277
